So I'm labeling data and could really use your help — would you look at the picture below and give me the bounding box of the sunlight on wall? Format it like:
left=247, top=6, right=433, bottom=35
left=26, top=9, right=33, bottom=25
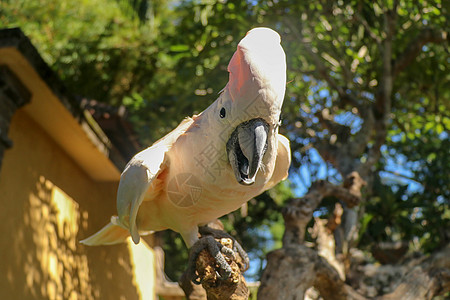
left=127, top=238, right=156, bottom=300
left=0, top=107, right=145, bottom=299
left=26, top=176, right=95, bottom=299
left=52, top=185, right=80, bottom=250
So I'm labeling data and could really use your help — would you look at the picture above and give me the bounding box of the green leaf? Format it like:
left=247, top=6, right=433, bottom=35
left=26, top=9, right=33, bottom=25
left=424, top=122, right=434, bottom=132
left=169, top=44, right=189, bottom=52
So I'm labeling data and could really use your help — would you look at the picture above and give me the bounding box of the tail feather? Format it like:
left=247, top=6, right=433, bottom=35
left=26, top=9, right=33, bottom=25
left=80, top=222, right=130, bottom=246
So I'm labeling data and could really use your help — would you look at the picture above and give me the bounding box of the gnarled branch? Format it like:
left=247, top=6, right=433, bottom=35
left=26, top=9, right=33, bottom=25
left=180, top=221, right=249, bottom=300
left=377, top=244, right=450, bottom=300
left=281, top=172, right=365, bottom=251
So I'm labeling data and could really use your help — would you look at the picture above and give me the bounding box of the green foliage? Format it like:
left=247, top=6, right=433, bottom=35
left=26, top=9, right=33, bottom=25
left=159, top=230, right=189, bottom=281
left=2, top=0, right=154, bottom=103
left=254, top=0, right=449, bottom=257
left=379, top=119, right=450, bottom=252
left=375, top=37, right=450, bottom=252
left=2, top=0, right=448, bottom=280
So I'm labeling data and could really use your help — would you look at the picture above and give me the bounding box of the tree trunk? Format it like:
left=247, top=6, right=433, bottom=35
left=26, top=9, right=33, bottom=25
left=258, top=170, right=450, bottom=299
left=376, top=244, right=450, bottom=300
left=258, top=173, right=366, bottom=300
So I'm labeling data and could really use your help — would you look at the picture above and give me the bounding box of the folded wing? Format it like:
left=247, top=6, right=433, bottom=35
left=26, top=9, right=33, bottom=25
left=81, top=117, right=194, bottom=245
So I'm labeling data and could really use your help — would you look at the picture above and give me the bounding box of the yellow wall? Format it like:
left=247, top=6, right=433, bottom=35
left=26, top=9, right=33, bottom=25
left=0, top=47, right=121, bottom=182
left=0, top=110, right=155, bottom=299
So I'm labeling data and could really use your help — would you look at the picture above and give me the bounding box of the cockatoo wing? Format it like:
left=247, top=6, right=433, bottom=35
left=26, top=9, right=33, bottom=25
left=264, top=134, right=291, bottom=190
left=115, top=147, right=166, bottom=244
left=118, top=116, right=196, bottom=244
left=81, top=117, right=194, bottom=246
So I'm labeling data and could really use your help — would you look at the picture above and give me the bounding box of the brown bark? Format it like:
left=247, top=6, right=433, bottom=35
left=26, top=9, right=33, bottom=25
left=376, top=244, right=450, bottom=300
left=193, top=238, right=249, bottom=300
left=313, top=217, right=345, bottom=280
left=259, top=165, right=450, bottom=300
left=282, top=172, right=365, bottom=246
left=258, top=245, right=366, bottom=300
left=259, top=172, right=366, bottom=299
left=259, top=239, right=450, bottom=299
left=179, top=221, right=249, bottom=300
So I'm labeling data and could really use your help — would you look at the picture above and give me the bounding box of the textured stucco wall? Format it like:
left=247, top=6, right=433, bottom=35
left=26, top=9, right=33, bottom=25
left=0, top=110, right=154, bottom=299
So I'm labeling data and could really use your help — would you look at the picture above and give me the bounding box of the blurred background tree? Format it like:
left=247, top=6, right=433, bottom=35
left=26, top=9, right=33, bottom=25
left=2, top=0, right=448, bottom=297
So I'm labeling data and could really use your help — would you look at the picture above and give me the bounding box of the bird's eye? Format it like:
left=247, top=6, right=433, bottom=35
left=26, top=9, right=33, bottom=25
left=220, top=107, right=226, bottom=118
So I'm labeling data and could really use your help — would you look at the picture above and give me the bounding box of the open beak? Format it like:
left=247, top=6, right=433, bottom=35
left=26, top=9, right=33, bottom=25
left=227, top=118, right=269, bottom=185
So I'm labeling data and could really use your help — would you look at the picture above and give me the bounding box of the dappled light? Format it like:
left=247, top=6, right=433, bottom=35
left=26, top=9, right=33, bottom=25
left=23, top=176, right=94, bottom=299
left=0, top=0, right=448, bottom=299
left=0, top=111, right=144, bottom=299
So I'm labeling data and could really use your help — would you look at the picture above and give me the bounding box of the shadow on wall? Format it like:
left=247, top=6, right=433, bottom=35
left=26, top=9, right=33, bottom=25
left=0, top=112, right=142, bottom=299
left=4, top=174, right=140, bottom=299
left=22, top=176, right=93, bottom=299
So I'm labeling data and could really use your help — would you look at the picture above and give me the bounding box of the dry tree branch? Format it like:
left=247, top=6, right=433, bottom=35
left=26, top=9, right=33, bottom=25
left=259, top=167, right=449, bottom=299
left=354, top=12, right=383, bottom=45
left=258, top=172, right=367, bottom=299
left=376, top=244, right=450, bottom=300
left=179, top=221, right=249, bottom=300
left=281, top=172, right=365, bottom=249
left=259, top=242, right=450, bottom=300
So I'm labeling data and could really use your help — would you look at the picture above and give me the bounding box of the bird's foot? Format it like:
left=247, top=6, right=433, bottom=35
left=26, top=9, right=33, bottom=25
left=186, top=226, right=249, bottom=285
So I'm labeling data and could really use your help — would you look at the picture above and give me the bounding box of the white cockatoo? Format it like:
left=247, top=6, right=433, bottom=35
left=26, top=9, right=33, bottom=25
left=82, top=28, right=290, bottom=272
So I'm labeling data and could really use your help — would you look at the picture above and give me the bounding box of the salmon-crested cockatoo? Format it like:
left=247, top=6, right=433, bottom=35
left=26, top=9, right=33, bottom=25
left=81, top=27, right=290, bottom=281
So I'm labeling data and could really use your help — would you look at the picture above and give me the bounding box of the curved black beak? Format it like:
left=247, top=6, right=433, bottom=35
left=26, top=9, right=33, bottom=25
left=227, top=118, right=269, bottom=185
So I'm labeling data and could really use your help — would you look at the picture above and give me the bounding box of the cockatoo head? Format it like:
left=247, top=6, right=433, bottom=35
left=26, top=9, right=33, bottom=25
left=214, top=27, right=287, bottom=185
